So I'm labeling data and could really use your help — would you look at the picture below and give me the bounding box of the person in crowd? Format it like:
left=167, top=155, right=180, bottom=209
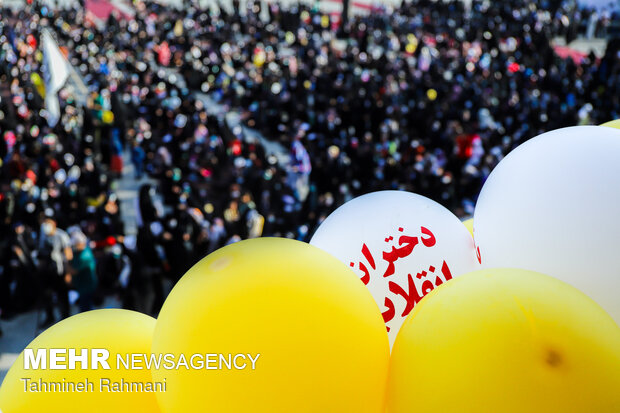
left=131, top=139, right=146, bottom=180
left=68, top=230, right=98, bottom=312
left=0, top=222, right=38, bottom=316
left=37, top=214, right=72, bottom=327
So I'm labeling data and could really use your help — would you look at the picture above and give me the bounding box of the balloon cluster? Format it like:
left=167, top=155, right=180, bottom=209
left=1, top=125, right=620, bottom=412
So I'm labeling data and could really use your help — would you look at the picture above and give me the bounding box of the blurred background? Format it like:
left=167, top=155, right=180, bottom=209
left=1, top=0, right=620, bottom=381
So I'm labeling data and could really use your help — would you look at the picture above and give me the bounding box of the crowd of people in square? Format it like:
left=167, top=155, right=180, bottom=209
left=1, top=0, right=619, bottom=329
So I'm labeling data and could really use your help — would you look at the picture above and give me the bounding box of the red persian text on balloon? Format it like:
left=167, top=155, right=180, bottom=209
left=349, top=226, right=453, bottom=332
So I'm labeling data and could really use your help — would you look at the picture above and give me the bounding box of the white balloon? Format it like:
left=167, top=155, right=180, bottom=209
left=474, top=126, right=620, bottom=326
left=311, top=191, right=480, bottom=346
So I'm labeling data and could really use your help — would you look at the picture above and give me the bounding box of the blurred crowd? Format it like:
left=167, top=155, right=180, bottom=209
left=1, top=0, right=620, bottom=327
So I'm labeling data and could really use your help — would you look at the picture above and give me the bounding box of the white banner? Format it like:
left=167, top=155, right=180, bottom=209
left=41, top=29, right=70, bottom=127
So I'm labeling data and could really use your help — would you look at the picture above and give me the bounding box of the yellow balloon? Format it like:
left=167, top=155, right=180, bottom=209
left=152, top=238, right=389, bottom=413
left=388, top=269, right=620, bottom=412
left=426, top=88, right=437, bottom=101
left=600, top=119, right=620, bottom=130
left=102, top=110, right=114, bottom=124
left=462, top=217, right=474, bottom=238
left=0, top=310, right=160, bottom=413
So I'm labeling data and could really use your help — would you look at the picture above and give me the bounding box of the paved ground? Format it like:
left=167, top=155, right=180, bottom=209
left=0, top=312, right=38, bottom=385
